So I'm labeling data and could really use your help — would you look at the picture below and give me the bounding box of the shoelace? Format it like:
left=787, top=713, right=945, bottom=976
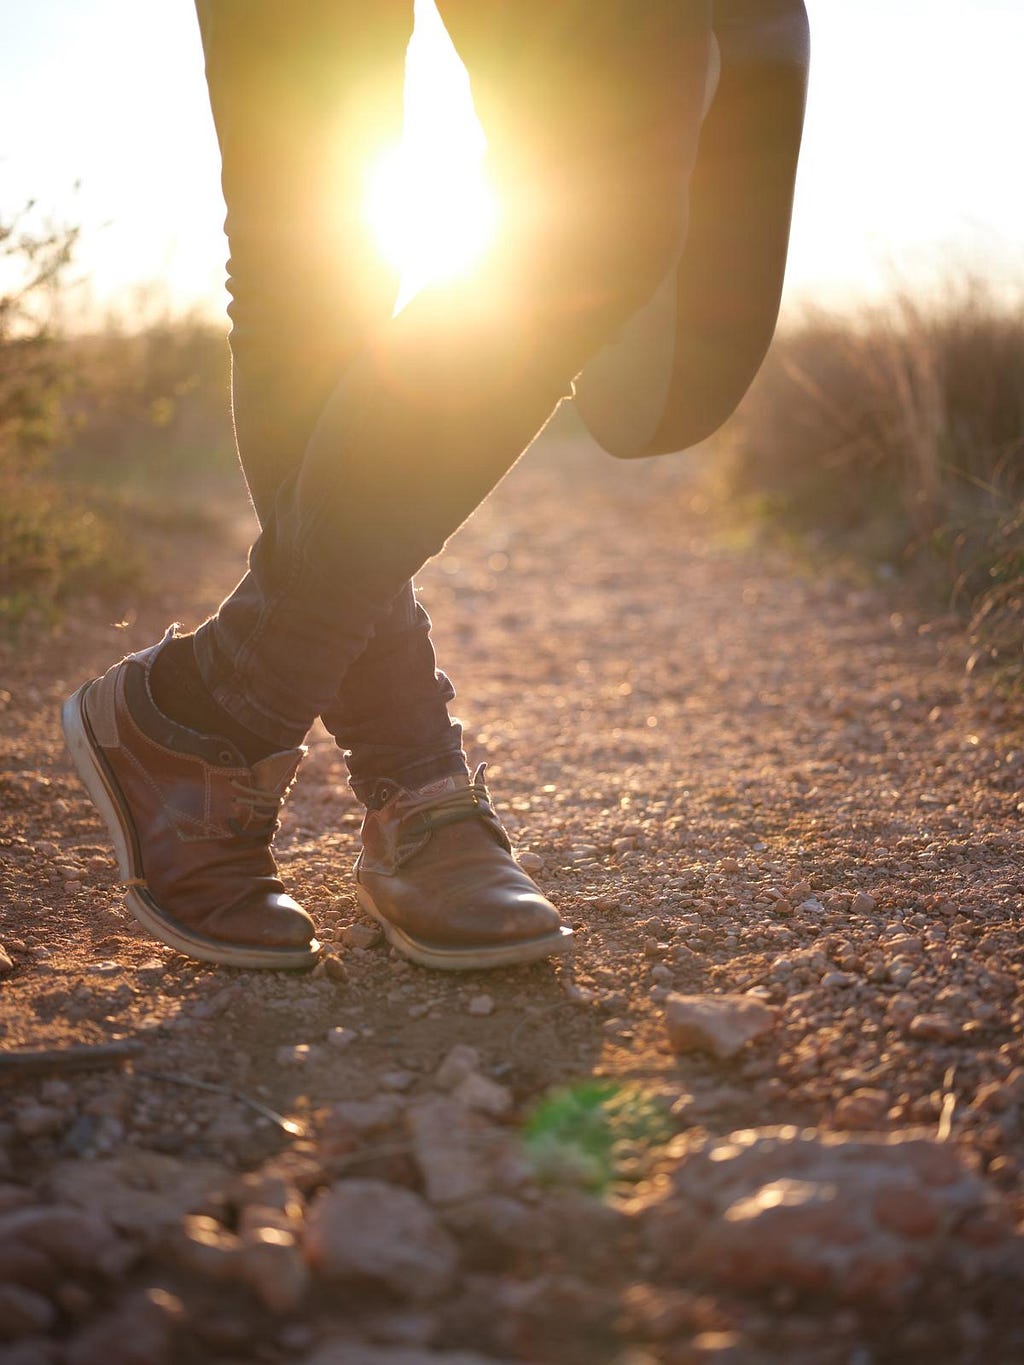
left=395, top=766, right=509, bottom=847
left=226, top=777, right=283, bottom=842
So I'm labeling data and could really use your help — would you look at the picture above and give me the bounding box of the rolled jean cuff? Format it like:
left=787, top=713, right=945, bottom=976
left=192, top=616, right=311, bottom=749
left=350, top=747, right=470, bottom=808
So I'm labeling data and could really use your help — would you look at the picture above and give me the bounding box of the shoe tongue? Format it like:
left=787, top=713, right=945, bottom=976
left=250, top=748, right=304, bottom=794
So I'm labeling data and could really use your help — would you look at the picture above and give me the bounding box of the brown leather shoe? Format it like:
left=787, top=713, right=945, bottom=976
left=61, top=627, right=319, bottom=969
left=355, top=767, right=573, bottom=970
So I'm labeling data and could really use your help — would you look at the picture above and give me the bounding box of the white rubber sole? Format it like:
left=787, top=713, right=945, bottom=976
left=356, top=882, right=574, bottom=972
left=61, top=682, right=319, bottom=971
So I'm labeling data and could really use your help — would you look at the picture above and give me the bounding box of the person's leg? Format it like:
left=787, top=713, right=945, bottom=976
left=192, top=0, right=713, bottom=749
left=163, top=0, right=467, bottom=797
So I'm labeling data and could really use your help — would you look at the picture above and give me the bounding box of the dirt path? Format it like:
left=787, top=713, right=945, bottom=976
left=1, top=426, right=1022, bottom=1364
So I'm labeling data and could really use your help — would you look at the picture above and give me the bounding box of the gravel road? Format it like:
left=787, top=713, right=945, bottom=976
left=1, top=422, right=1022, bottom=1364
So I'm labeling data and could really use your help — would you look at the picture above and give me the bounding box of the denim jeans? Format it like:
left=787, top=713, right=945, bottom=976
left=190, top=1, right=711, bottom=790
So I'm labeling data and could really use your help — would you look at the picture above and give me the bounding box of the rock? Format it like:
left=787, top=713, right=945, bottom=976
left=277, top=1043, right=319, bottom=1066
left=646, top=1126, right=1012, bottom=1304
left=466, top=995, right=495, bottom=1017
left=62, top=1289, right=181, bottom=1365
left=342, top=924, right=382, bottom=950
left=0, top=946, right=14, bottom=975
left=515, top=852, right=544, bottom=873
left=327, top=1026, right=358, bottom=1049
left=167, top=1215, right=242, bottom=1280
left=834, top=1089, right=890, bottom=1130
left=323, top=954, right=350, bottom=983
left=406, top=1098, right=525, bottom=1206
left=0, top=1282, right=56, bottom=1339
left=303, top=1346, right=512, bottom=1365
left=14, top=1105, right=66, bottom=1140
left=236, top=1228, right=310, bottom=1314
left=450, top=1074, right=513, bottom=1119
left=820, top=971, right=857, bottom=990
left=48, top=1152, right=226, bottom=1245
left=0, top=1206, right=132, bottom=1280
left=441, top=1195, right=551, bottom=1267
left=325, top=1097, right=404, bottom=1137
left=851, top=892, right=877, bottom=915
left=908, top=1014, right=961, bottom=1043
left=434, top=1045, right=481, bottom=1091
left=304, top=1180, right=458, bottom=1301
left=664, top=993, right=777, bottom=1061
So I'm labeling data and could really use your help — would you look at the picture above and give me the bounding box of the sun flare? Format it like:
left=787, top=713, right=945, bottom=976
left=365, top=0, right=498, bottom=313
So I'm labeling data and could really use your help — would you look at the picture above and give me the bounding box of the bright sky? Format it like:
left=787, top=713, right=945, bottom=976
left=3, top=0, right=1022, bottom=323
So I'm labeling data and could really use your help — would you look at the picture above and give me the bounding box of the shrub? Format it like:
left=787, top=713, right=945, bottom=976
left=720, top=278, right=1024, bottom=682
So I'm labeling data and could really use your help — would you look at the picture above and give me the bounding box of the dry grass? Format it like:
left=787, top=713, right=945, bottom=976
left=718, top=278, right=1024, bottom=685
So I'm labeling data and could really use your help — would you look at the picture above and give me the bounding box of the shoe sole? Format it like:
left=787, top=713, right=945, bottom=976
left=61, top=681, right=320, bottom=971
left=355, top=881, right=574, bottom=971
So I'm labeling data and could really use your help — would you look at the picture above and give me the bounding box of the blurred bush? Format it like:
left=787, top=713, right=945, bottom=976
left=719, top=279, right=1024, bottom=684
left=0, top=203, right=235, bottom=630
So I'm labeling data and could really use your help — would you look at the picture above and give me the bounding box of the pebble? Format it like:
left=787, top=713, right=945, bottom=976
left=342, top=923, right=382, bottom=950
left=450, top=1073, right=513, bottom=1119
left=277, top=1044, right=317, bottom=1066
left=467, top=995, right=495, bottom=1017
left=322, top=953, right=350, bottom=982
left=516, top=852, right=544, bottom=873
left=14, top=1104, right=66, bottom=1139
left=380, top=1070, right=418, bottom=1093
left=304, top=1179, right=458, bottom=1300
left=664, top=993, right=778, bottom=1061
left=851, top=891, right=877, bottom=914
left=435, top=1044, right=481, bottom=1090
left=834, top=1089, right=891, bottom=1130
left=0, top=946, right=14, bottom=974
left=326, top=1026, right=358, bottom=1050
left=908, top=1013, right=962, bottom=1043
left=821, top=971, right=857, bottom=990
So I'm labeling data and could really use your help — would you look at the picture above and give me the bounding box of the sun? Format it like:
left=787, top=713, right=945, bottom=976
left=364, top=0, right=498, bottom=313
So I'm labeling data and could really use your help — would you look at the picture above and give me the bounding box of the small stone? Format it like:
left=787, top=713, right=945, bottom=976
left=304, top=1179, right=457, bottom=1301
left=235, top=1228, right=310, bottom=1313
left=326, top=1027, right=358, bottom=1050
left=406, top=1098, right=503, bottom=1206
left=0, top=946, right=14, bottom=975
left=323, top=954, right=350, bottom=983
left=591, top=896, right=619, bottom=912
left=342, top=923, right=382, bottom=950
left=664, top=993, right=777, bottom=1061
left=516, top=851, right=544, bottom=873
left=380, top=1070, right=417, bottom=1093
left=450, top=1073, right=513, bottom=1118
left=326, top=1097, right=404, bottom=1136
left=467, top=995, right=495, bottom=1017
left=908, top=1014, right=961, bottom=1043
left=834, top=1089, right=890, bottom=1130
left=276, top=1044, right=317, bottom=1066
left=719, top=858, right=742, bottom=874
left=564, top=983, right=596, bottom=1006
left=821, top=971, right=857, bottom=990
left=435, top=1044, right=481, bottom=1091
left=650, top=964, right=674, bottom=985
left=15, top=1104, right=66, bottom=1139
left=851, top=892, right=877, bottom=915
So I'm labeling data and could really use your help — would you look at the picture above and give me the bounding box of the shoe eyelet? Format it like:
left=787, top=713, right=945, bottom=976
left=218, top=749, right=234, bottom=765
